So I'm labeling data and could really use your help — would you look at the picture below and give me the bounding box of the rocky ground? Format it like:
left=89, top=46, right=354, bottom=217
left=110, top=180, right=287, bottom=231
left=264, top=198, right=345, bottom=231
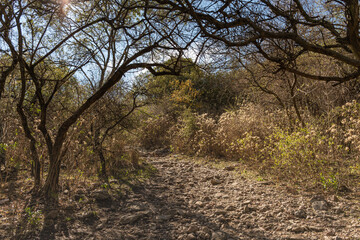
left=1, top=153, right=360, bottom=239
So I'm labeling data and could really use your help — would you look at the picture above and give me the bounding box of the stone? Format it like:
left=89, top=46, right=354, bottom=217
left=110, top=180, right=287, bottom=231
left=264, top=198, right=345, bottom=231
left=198, top=231, right=211, bottom=239
left=64, top=189, right=69, bottom=195
left=211, top=179, right=222, bottom=185
left=0, top=198, right=9, bottom=205
left=46, top=210, right=59, bottom=220
left=156, top=214, right=172, bottom=221
left=223, top=166, right=235, bottom=171
left=310, top=195, right=325, bottom=203
left=120, top=211, right=149, bottom=224
left=91, top=189, right=112, bottom=202
left=294, top=209, right=307, bottom=218
left=312, top=201, right=328, bottom=211
left=202, top=196, right=211, bottom=201
left=195, top=201, right=204, bottom=207
left=214, top=193, right=223, bottom=198
left=81, top=211, right=99, bottom=225
left=242, top=205, right=255, bottom=214
left=186, top=225, right=199, bottom=233
left=334, top=207, right=344, bottom=214
left=0, top=223, right=11, bottom=230
left=326, top=230, right=336, bottom=236
left=225, top=205, right=236, bottom=212
left=241, top=200, right=251, bottom=206
left=330, top=195, right=339, bottom=202
left=211, top=231, right=226, bottom=240
left=128, top=204, right=143, bottom=212
left=287, top=225, right=307, bottom=233
left=214, top=210, right=227, bottom=215
left=186, top=234, right=196, bottom=240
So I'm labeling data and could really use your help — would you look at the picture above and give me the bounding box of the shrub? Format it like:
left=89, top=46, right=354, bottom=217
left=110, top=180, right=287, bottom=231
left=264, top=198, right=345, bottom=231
left=138, top=114, right=175, bottom=150
left=264, top=126, right=329, bottom=181
left=216, top=104, right=274, bottom=161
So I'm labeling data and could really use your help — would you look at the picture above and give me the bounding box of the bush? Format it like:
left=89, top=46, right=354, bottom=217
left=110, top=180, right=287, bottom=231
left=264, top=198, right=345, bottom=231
left=138, top=114, right=175, bottom=150
left=170, top=104, right=274, bottom=160
left=138, top=101, right=360, bottom=192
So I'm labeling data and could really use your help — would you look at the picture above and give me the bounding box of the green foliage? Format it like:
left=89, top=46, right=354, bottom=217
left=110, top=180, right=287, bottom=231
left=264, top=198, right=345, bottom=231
left=25, top=207, right=42, bottom=227
left=145, top=59, right=242, bottom=115
left=319, top=172, right=339, bottom=191
left=267, top=126, right=326, bottom=170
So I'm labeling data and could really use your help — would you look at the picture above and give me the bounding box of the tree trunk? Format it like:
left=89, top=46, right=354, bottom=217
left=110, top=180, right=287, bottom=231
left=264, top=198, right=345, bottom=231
left=30, top=142, right=41, bottom=188
left=98, top=148, right=107, bottom=181
left=94, top=128, right=107, bottom=181
left=42, top=154, right=61, bottom=199
left=0, top=121, right=5, bottom=170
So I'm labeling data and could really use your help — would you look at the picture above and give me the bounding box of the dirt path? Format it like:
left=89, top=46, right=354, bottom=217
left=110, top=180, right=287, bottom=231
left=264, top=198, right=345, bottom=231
left=3, top=154, right=359, bottom=240
left=86, top=154, right=359, bottom=240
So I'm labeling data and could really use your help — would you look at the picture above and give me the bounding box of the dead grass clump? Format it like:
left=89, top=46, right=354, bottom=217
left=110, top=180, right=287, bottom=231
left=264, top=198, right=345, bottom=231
left=216, top=104, right=275, bottom=161
left=169, top=104, right=275, bottom=160
left=169, top=110, right=218, bottom=156
left=138, top=115, right=175, bottom=150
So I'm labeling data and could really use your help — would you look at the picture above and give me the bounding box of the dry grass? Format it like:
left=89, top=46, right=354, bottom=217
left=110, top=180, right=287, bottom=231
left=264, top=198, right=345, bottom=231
left=139, top=102, right=360, bottom=193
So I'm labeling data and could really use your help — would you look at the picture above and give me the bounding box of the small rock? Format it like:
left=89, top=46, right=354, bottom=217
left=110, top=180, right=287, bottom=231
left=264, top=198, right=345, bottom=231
left=215, top=210, right=227, bottom=215
left=63, top=189, right=69, bottom=195
left=186, top=225, right=199, bottom=233
left=211, top=179, right=222, bottom=185
left=334, top=207, right=344, bottom=214
left=156, top=214, right=172, bottom=221
left=0, top=198, right=9, bottom=205
left=214, top=193, right=223, bottom=198
left=46, top=210, right=59, bottom=220
left=326, top=230, right=336, bottom=236
left=225, top=205, right=236, bottom=212
left=350, top=208, right=358, bottom=214
left=186, top=234, right=196, bottom=240
left=96, top=222, right=105, bottom=230
left=338, top=185, right=352, bottom=193
left=202, top=196, right=211, bottom=201
left=0, top=223, right=11, bottom=230
left=241, top=200, right=251, bottom=206
left=109, top=179, right=117, bottom=184
left=81, top=211, right=99, bottom=225
left=202, top=226, right=212, bottom=235
left=310, top=195, right=325, bottom=203
left=195, top=201, right=204, bottom=207
left=294, top=209, right=307, bottom=218
left=91, top=189, right=112, bottom=202
left=198, top=231, right=211, bottom=239
left=308, top=226, right=324, bottom=232
left=120, top=211, right=149, bottom=224
left=223, top=166, right=235, bottom=171
left=211, top=231, right=226, bottom=240
left=242, top=205, right=255, bottom=214
left=330, top=195, right=339, bottom=202
left=312, top=201, right=328, bottom=211
left=288, top=225, right=307, bottom=233
left=257, top=181, right=273, bottom=185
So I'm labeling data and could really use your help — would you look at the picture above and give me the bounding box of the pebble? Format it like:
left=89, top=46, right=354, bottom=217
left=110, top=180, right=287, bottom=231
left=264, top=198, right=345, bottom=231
left=186, top=225, right=199, bottom=233
left=312, top=201, right=328, bottom=211
left=211, top=231, right=227, bottom=240
left=211, top=179, right=222, bottom=185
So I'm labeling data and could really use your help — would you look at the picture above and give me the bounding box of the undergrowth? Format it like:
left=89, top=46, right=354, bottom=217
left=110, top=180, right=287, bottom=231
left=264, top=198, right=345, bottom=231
left=138, top=101, right=360, bottom=192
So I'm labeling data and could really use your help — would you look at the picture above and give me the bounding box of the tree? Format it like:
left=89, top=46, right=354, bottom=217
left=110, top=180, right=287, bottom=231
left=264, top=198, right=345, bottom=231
left=1, top=0, right=198, bottom=199
left=156, top=0, right=360, bottom=84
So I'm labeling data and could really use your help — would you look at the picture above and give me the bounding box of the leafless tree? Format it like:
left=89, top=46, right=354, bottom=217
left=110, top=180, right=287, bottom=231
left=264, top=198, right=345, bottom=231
left=156, top=0, right=360, bottom=84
